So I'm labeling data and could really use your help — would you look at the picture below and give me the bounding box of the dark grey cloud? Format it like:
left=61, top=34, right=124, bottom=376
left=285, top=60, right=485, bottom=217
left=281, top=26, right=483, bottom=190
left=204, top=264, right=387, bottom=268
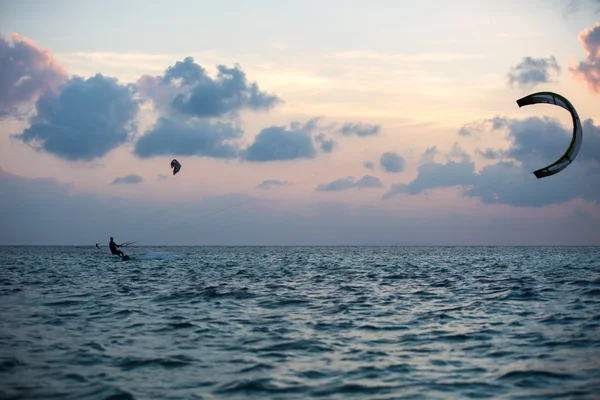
left=316, top=175, right=384, bottom=191
left=111, top=174, right=143, bottom=185
left=257, top=179, right=291, bottom=190
left=243, top=121, right=332, bottom=162
left=0, top=33, right=68, bottom=118
left=133, top=117, right=242, bottom=159
left=336, top=122, right=380, bottom=137
left=13, top=74, right=139, bottom=161
left=385, top=116, right=600, bottom=206
left=507, top=56, right=560, bottom=88
left=380, top=152, right=406, bottom=173
left=315, top=133, right=335, bottom=153
left=570, top=22, right=600, bottom=94
left=137, top=57, right=281, bottom=118
left=363, top=161, right=375, bottom=170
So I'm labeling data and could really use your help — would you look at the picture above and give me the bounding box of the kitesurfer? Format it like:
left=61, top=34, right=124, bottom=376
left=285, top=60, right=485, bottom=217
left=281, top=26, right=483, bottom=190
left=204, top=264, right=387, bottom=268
left=96, top=243, right=100, bottom=249
left=109, top=237, right=126, bottom=258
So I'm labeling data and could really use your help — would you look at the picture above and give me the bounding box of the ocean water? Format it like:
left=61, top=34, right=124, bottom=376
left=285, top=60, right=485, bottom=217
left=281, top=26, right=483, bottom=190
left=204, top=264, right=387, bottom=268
left=1, top=246, right=599, bottom=400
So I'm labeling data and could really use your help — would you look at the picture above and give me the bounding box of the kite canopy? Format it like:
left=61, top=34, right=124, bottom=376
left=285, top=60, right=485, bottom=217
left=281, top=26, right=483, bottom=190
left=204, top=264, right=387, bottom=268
left=516, top=91, right=582, bottom=179
left=171, top=159, right=181, bottom=175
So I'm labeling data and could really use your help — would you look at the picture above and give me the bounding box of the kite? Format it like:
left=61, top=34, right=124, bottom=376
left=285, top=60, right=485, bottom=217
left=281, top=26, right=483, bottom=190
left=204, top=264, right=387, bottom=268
left=171, top=159, right=181, bottom=175
left=516, top=91, right=582, bottom=179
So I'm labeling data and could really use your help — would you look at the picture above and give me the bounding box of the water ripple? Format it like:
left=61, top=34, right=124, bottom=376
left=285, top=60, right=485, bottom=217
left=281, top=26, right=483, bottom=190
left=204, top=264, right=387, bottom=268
left=1, top=245, right=599, bottom=399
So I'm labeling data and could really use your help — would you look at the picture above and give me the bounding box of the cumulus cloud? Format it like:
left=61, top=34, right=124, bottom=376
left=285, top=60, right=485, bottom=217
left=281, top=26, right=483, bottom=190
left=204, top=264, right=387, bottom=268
left=380, top=152, right=406, bottom=173
left=570, top=22, right=600, bottom=94
left=507, top=56, right=561, bottom=88
left=136, top=57, right=281, bottom=118
left=13, top=74, right=139, bottom=161
left=256, top=179, right=291, bottom=190
left=336, top=122, right=380, bottom=137
left=363, top=161, right=375, bottom=170
left=316, top=175, right=384, bottom=191
left=315, top=133, right=335, bottom=153
left=385, top=116, right=600, bottom=206
left=244, top=125, right=315, bottom=162
left=133, top=117, right=242, bottom=159
left=0, top=33, right=68, bottom=118
left=243, top=120, right=336, bottom=162
left=111, top=174, right=143, bottom=185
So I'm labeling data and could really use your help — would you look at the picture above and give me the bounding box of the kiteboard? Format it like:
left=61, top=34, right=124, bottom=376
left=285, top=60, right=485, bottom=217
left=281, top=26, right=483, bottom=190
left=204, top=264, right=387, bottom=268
left=121, top=255, right=130, bottom=261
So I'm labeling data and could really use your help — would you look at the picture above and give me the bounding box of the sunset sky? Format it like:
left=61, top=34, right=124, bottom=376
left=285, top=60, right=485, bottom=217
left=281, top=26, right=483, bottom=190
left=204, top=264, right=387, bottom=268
left=1, top=0, right=599, bottom=245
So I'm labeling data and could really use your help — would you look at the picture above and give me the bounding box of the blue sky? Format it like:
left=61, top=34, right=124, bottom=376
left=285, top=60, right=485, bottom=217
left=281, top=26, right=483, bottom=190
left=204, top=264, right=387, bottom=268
left=1, top=0, right=599, bottom=245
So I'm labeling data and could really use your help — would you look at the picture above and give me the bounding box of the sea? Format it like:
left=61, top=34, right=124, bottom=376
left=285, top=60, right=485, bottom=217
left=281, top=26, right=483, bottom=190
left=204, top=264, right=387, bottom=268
left=1, top=246, right=599, bottom=400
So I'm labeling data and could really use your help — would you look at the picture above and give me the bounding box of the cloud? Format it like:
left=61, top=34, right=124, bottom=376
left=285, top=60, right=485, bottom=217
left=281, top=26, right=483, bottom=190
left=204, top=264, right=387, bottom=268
left=290, top=117, right=322, bottom=132
left=1, top=167, right=598, bottom=246
left=243, top=121, right=329, bottom=162
left=12, top=74, right=139, bottom=161
left=447, top=142, right=471, bottom=162
left=133, top=117, right=242, bottom=159
left=380, top=152, right=406, bottom=173
left=458, top=117, right=508, bottom=137
left=135, top=116, right=340, bottom=162
left=111, top=174, right=143, bottom=185
left=570, top=22, right=600, bottom=94
left=315, top=133, right=335, bottom=153
left=476, top=148, right=505, bottom=160
left=0, top=32, right=68, bottom=118
left=316, top=175, right=384, bottom=191
left=244, top=125, right=315, bottom=162
left=336, top=122, right=380, bottom=137
left=363, top=161, right=375, bottom=170
left=500, top=117, right=600, bottom=167
left=564, top=0, right=600, bottom=16
left=507, top=56, right=560, bottom=88
left=256, top=179, right=291, bottom=190
left=136, top=57, right=281, bottom=118
left=421, top=146, right=439, bottom=163
left=383, top=160, right=477, bottom=199
left=385, top=116, right=600, bottom=206
left=157, top=174, right=168, bottom=181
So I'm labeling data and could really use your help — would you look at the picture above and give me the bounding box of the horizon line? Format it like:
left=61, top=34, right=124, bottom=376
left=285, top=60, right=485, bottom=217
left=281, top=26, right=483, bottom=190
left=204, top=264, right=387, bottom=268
left=0, top=244, right=598, bottom=248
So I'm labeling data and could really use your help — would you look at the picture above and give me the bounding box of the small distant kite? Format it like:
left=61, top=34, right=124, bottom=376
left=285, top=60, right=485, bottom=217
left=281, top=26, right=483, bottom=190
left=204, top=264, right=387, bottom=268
left=516, top=91, right=582, bottom=179
left=171, top=159, right=181, bottom=175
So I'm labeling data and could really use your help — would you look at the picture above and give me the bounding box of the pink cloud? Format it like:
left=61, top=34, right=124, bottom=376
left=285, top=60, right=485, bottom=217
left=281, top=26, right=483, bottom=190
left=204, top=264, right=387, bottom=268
left=0, top=32, right=69, bottom=117
left=571, top=22, right=600, bottom=94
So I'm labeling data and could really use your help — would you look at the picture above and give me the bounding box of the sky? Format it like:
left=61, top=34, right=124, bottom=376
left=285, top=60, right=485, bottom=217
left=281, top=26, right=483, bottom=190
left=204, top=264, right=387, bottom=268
left=1, top=0, right=600, bottom=245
